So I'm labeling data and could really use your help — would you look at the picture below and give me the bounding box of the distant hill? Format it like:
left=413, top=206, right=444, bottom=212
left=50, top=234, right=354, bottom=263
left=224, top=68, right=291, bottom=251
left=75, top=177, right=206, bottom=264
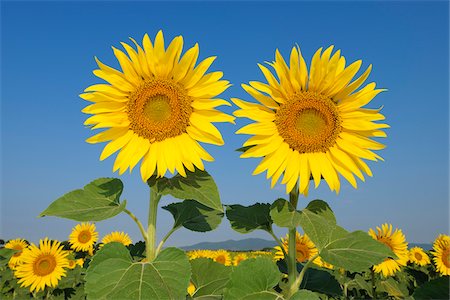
left=180, top=239, right=432, bottom=251
left=181, top=238, right=277, bottom=251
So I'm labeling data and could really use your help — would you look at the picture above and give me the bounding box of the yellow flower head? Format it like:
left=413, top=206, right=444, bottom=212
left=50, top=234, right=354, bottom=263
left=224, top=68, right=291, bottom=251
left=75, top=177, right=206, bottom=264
left=212, top=249, right=232, bottom=266
left=233, top=46, right=387, bottom=195
left=81, top=30, right=234, bottom=181
left=187, top=249, right=214, bottom=260
left=69, top=222, right=98, bottom=252
left=408, top=247, right=430, bottom=266
left=232, top=253, right=248, bottom=266
left=431, top=234, right=450, bottom=276
left=14, top=238, right=69, bottom=293
left=101, top=231, right=133, bottom=246
left=274, top=231, right=318, bottom=263
left=368, top=224, right=409, bottom=277
left=5, top=238, right=29, bottom=270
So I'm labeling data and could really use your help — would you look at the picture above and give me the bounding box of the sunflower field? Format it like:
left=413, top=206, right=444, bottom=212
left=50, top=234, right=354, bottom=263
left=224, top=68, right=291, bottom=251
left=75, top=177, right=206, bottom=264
left=1, top=30, right=449, bottom=299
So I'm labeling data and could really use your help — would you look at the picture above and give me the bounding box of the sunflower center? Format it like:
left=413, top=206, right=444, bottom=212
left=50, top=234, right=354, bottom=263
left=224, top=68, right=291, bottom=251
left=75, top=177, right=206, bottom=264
left=215, top=255, right=226, bottom=264
left=33, top=254, right=56, bottom=276
left=443, top=248, right=450, bottom=268
left=297, top=247, right=308, bottom=262
left=275, top=91, right=341, bottom=153
left=414, top=252, right=422, bottom=261
left=78, top=231, right=91, bottom=244
left=128, top=79, right=192, bottom=142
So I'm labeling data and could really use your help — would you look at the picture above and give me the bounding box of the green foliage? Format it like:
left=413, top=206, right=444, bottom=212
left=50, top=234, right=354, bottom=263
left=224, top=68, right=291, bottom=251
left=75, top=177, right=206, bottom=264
left=147, top=169, right=222, bottom=211
left=224, top=257, right=282, bottom=300
left=304, top=200, right=336, bottom=224
left=376, top=277, right=409, bottom=299
left=40, top=178, right=126, bottom=221
left=412, top=276, right=450, bottom=299
left=85, top=243, right=190, bottom=300
left=276, top=261, right=342, bottom=297
left=270, top=199, right=301, bottom=229
left=190, top=258, right=231, bottom=299
left=0, top=248, right=16, bottom=267
left=289, top=290, right=320, bottom=300
left=225, top=203, right=272, bottom=233
left=162, top=200, right=223, bottom=232
left=298, top=205, right=395, bottom=272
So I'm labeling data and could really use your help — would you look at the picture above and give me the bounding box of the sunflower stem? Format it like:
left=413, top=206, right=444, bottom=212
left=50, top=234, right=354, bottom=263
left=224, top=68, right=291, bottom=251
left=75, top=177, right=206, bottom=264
left=294, top=253, right=319, bottom=290
left=146, top=187, right=161, bottom=261
left=286, top=184, right=299, bottom=297
left=155, top=227, right=177, bottom=255
left=371, top=268, right=377, bottom=299
left=268, top=230, right=288, bottom=259
left=123, top=208, right=148, bottom=245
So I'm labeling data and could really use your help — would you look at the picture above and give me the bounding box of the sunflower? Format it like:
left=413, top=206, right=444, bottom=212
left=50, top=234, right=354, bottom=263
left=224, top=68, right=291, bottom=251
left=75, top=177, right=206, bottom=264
left=212, top=250, right=232, bottom=266
left=232, top=253, right=248, bottom=266
left=187, top=249, right=214, bottom=260
left=14, top=238, right=69, bottom=293
left=274, top=231, right=318, bottom=263
left=101, top=231, right=132, bottom=246
left=68, top=222, right=98, bottom=253
left=81, top=30, right=233, bottom=181
left=368, top=224, right=409, bottom=277
left=67, top=258, right=84, bottom=269
left=233, top=46, right=387, bottom=194
left=431, top=234, right=450, bottom=276
left=5, top=238, right=28, bottom=270
left=408, top=247, right=430, bottom=266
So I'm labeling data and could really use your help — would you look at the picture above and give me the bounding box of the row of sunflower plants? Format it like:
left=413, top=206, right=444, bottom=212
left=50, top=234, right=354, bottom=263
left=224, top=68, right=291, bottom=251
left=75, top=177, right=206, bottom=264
left=2, top=30, right=449, bottom=299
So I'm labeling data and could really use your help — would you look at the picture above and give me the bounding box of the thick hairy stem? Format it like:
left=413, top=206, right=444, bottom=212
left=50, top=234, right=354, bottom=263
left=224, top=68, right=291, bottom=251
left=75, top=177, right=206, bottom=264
left=123, top=208, right=148, bottom=245
left=146, top=188, right=161, bottom=261
left=286, top=183, right=300, bottom=298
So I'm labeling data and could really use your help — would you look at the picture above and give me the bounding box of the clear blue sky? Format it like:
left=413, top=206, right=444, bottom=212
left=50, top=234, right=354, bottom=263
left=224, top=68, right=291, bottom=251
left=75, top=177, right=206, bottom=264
left=1, top=1, right=448, bottom=246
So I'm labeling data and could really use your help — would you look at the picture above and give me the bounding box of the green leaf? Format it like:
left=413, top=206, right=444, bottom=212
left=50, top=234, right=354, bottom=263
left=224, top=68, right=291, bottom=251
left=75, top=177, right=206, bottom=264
left=148, top=169, right=222, bottom=211
left=347, top=274, right=373, bottom=298
left=163, top=200, right=223, bottom=232
left=40, top=178, right=126, bottom=221
left=226, top=203, right=272, bottom=234
left=320, top=231, right=395, bottom=272
left=270, top=198, right=301, bottom=229
left=190, top=258, right=231, bottom=298
left=290, top=290, right=320, bottom=300
left=412, top=277, right=450, bottom=299
left=377, top=278, right=409, bottom=299
left=85, top=243, right=190, bottom=300
left=224, top=257, right=282, bottom=300
left=304, top=200, right=336, bottom=224
left=0, top=248, right=16, bottom=267
left=298, top=209, right=348, bottom=250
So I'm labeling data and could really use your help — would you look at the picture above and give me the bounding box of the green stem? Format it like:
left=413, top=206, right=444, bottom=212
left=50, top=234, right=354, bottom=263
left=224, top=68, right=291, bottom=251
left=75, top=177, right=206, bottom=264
left=286, top=184, right=300, bottom=298
left=155, top=227, right=177, bottom=255
left=294, top=253, right=319, bottom=290
left=146, top=188, right=161, bottom=261
left=371, top=268, right=376, bottom=299
left=123, top=208, right=148, bottom=244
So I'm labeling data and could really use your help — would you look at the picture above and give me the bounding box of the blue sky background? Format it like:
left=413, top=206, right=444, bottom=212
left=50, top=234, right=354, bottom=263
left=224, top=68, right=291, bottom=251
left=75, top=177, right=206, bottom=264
left=1, top=1, right=448, bottom=247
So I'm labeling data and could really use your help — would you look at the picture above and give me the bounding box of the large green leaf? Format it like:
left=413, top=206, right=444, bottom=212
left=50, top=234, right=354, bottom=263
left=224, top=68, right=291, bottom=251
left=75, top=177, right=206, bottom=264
left=190, top=258, right=231, bottom=298
left=85, top=243, right=190, bottom=300
left=298, top=210, right=347, bottom=250
left=270, top=199, right=301, bottom=229
left=162, top=200, right=223, bottom=232
left=224, top=257, right=282, bottom=300
left=304, top=200, right=336, bottom=224
left=299, top=208, right=394, bottom=272
left=148, top=169, right=222, bottom=211
left=40, top=178, right=126, bottom=221
left=320, top=231, right=395, bottom=272
left=225, top=203, right=272, bottom=234
left=347, top=274, right=373, bottom=298
left=290, top=290, right=320, bottom=300
left=412, top=277, right=450, bottom=299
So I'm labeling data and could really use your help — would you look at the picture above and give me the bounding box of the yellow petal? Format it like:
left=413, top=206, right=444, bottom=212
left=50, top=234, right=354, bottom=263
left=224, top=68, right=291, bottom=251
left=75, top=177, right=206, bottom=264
left=172, top=43, right=199, bottom=83
left=86, top=127, right=128, bottom=144
left=100, top=130, right=134, bottom=161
